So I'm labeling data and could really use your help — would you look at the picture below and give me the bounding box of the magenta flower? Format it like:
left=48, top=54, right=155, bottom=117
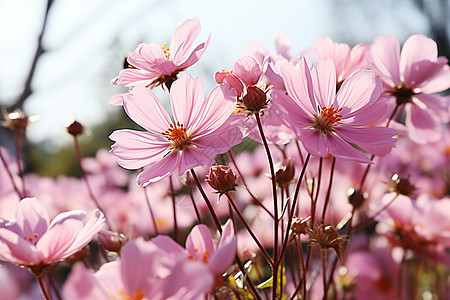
left=0, top=197, right=104, bottom=273
left=112, top=17, right=210, bottom=92
left=275, top=57, right=397, bottom=163
left=110, top=73, right=242, bottom=185
left=369, top=34, right=450, bottom=143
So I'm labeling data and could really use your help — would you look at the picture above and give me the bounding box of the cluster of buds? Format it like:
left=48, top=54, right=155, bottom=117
left=206, top=165, right=237, bottom=197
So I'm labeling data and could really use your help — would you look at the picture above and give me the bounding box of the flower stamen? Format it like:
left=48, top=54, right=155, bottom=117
left=311, top=105, right=342, bottom=135
left=162, top=42, right=170, bottom=60
left=162, top=122, right=191, bottom=150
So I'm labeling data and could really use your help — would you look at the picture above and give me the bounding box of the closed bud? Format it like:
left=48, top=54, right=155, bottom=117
left=206, top=165, right=237, bottom=195
left=98, top=230, right=127, bottom=253
left=291, top=216, right=310, bottom=235
left=347, top=188, right=367, bottom=209
left=390, top=174, right=415, bottom=196
left=308, top=224, right=347, bottom=262
left=1, top=108, right=38, bottom=132
left=275, top=158, right=295, bottom=187
left=242, top=86, right=267, bottom=111
left=66, top=120, right=84, bottom=136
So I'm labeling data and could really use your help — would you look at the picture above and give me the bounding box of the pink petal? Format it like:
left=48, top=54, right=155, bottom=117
left=314, top=37, right=351, bottom=79
left=209, top=219, right=236, bottom=275
left=150, top=235, right=186, bottom=256
left=123, top=86, right=171, bottom=133
left=0, top=228, right=39, bottom=265
left=369, top=35, right=401, bottom=87
left=113, top=68, right=156, bottom=87
left=414, top=93, right=449, bottom=122
left=94, top=261, right=124, bottom=297
left=127, top=43, right=165, bottom=70
left=280, top=57, right=317, bottom=116
left=68, top=210, right=105, bottom=256
left=188, top=82, right=237, bottom=136
left=214, top=71, right=244, bottom=97
left=62, top=263, right=108, bottom=300
left=342, top=43, right=369, bottom=79
left=170, top=17, right=201, bottom=65
left=325, top=133, right=372, bottom=163
left=275, top=32, right=292, bottom=60
left=109, top=92, right=127, bottom=106
left=232, top=56, right=262, bottom=86
left=271, top=90, right=312, bottom=132
left=49, top=210, right=86, bottom=227
left=186, top=224, right=215, bottom=261
left=336, top=70, right=380, bottom=116
left=16, top=197, right=49, bottom=239
left=400, top=34, right=438, bottom=84
left=299, top=129, right=328, bottom=158
left=137, top=152, right=180, bottom=185
left=162, top=259, right=213, bottom=300
left=120, top=238, right=160, bottom=295
left=405, top=102, right=441, bottom=144
left=37, top=219, right=83, bottom=262
left=109, top=130, right=169, bottom=169
left=178, top=35, right=211, bottom=70
left=310, top=59, right=336, bottom=108
left=170, top=74, right=204, bottom=129
left=417, top=62, right=450, bottom=93
left=336, top=126, right=397, bottom=156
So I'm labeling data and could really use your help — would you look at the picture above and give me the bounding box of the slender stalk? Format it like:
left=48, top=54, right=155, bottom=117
left=14, top=130, right=26, bottom=196
left=0, top=148, right=22, bottom=200
left=228, top=150, right=274, bottom=219
left=37, top=276, right=51, bottom=300
left=168, top=176, right=179, bottom=241
left=225, top=192, right=273, bottom=266
left=321, top=157, right=336, bottom=223
left=143, top=186, right=159, bottom=235
left=187, top=174, right=202, bottom=224
left=72, top=136, right=112, bottom=230
left=254, top=113, right=278, bottom=300
left=322, top=249, right=328, bottom=300
left=190, top=169, right=222, bottom=234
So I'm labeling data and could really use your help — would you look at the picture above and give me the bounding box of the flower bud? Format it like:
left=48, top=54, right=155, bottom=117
left=98, top=230, right=127, bottom=253
left=347, top=188, right=367, bottom=209
left=308, top=224, right=346, bottom=262
left=291, top=216, right=310, bottom=235
left=390, top=174, right=415, bottom=196
left=206, top=165, right=237, bottom=195
left=242, top=86, right=267, bottom=111
left=275, top=158, right=295, bottom=187
left=1, top=108, right=38, bottom=132
left=66, top=120, right=84, bottom=136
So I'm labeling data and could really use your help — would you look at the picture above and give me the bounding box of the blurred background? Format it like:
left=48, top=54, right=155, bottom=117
left=0, top=0, right=449, bottom=177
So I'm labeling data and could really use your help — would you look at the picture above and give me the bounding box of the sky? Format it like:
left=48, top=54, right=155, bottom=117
left=0, top=0, right=430, bottom=149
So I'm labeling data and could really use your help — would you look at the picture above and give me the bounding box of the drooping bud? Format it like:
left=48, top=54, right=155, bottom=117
left=0, top=108, right=38, bottom=132
left=206, top=165, right=237, bottom=195
left=241, top=86, right=267, bottom=111
left=275, top=158, right=295, bottom=187
left=66, top=120, right=84, bottom=136
left=98, top=230, right=127, bottom=253
left=347, top=188, right=367, bottom=209
left=308, top=224, right=346, bottom=262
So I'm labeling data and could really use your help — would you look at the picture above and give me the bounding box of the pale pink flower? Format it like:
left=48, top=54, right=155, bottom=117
left=0, top=197, right=104, bottom=273
left=369, top=34, right=450, bottom=143
left=110, top=74, right=242, bottom=185
left=314, top=36, right=370, bottom=85
left=62, top=237, right=214, bottom=300
left=275, top=57, right=397, bottom=163
left=112, top=17, right=210, bottom=93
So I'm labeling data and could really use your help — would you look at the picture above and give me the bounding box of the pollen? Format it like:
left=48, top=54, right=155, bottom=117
left=162, top=42, right=170, bottom=60
left=162, top=122, right=191, bottom=150
left=311, top=105, right=342, bottom=135
left=22, top=233, right=39, bottom=245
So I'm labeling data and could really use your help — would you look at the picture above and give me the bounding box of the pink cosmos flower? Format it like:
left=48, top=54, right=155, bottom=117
left=274, top=57, right=397, bottom=163
left=314, top=37, right=370, bottom=85
left=0, top=197, right=104, bottom=274
left=63, top=237, right=214, bottom=300
left=110, top=73, right=242, bottom=185
left=369, top=34, right=450, bottom=143
left=112, top=17, right=210, bottom=93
